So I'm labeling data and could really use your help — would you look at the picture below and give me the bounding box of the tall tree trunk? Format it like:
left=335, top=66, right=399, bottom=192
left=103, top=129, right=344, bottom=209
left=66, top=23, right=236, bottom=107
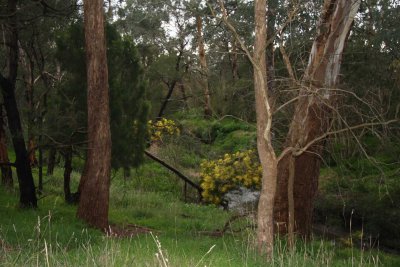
left=0, top=106, right=13, bottom=189
left=0, top=0, right=37, bottom=208
left=274, top=0, right=361, bottom=237
left=196, top=15, right=212, bottom=118
left=253, top=0, right=277, bottom=257
left=77, top=0, right=111, bottom=230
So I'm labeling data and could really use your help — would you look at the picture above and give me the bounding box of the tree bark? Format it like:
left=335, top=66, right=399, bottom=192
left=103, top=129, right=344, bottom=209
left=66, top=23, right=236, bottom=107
left=19, top=46, right=38, bottom=167
left=196, top=15, right=212, bottom=118
left=231, top=39, right=239, bottom=81
left=0, top=106, right=13, bottom=189
left=274, top=0, right=361, bottom=237
left=77, top=0, right=111, bottom=230
left=63, top=148, right=73, bottom=203
left=46, top=147, right=56, bottom=175
left=0, top=0, right=37, bottom=208
left=253, top=0, right=278, bottom=257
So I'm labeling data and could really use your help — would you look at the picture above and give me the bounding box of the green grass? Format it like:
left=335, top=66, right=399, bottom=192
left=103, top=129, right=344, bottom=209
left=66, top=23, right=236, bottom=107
left=2, top=165, right=400, bottom=266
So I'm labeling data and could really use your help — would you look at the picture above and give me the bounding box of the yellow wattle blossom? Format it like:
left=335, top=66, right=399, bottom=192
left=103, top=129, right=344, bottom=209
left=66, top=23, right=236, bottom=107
left=200, top=150, right=262, bottom=204
left=148, top=118, right=180, bottom=143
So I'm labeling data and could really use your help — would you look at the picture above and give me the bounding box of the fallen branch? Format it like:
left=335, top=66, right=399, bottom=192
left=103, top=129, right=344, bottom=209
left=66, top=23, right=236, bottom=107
left=144, top=150, right=203, bottom=200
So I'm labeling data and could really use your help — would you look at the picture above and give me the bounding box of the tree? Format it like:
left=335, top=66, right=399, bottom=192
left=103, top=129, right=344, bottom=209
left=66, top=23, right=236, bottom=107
left=0, top=106, right=13, bottom=189
left=217, top=0, right=277, bottom=257
left=274, top=0, right=361, bottom=237
left=0, top=0, right=37, bottom=208
left=252, top=0, right=277, bottom=257
left=76, top=0, right=111, bottom=230
left=196, top=15, right=212, bottom=117
left=54, top=21, right=148, bottom=187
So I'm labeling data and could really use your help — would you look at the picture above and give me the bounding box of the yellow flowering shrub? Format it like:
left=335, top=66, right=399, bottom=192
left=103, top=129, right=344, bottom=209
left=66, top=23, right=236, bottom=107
left=200, top=150, right=262, bottom=204
left=148, top=118, right=180, bottom=143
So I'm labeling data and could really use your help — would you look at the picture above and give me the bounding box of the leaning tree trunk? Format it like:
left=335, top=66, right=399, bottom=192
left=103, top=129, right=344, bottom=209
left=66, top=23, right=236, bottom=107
left=77, top=0, right=112, bottom=230
left=196, top=15, right=212, bottom=118
left=274, top=0, right=361, bottom=237
left=0, top=0, right=37, bottom=207
left=253, top=0, right=278, bottom=257
left=0, top=106, right=13, bottom=189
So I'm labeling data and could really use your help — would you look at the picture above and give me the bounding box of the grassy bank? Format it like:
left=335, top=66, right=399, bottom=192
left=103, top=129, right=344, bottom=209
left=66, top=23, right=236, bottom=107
left=1, top=164, right=400, bottom=266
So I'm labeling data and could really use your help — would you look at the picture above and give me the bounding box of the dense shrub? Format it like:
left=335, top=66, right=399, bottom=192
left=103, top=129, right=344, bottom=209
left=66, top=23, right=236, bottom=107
left=200, top=150, right=261, bottom=204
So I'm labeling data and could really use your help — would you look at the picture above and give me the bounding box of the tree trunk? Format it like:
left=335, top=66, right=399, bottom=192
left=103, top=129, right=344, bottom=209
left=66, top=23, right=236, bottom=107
left=254, top=0, right=277, bottom=257
left=196, top=15, right=212, bottom=118
left=46, top=147, right=56, bottom=176
left=274, top=0, right=361, bottom=237
left=0, top=106, right=13, bottom=189
left=0, top=0, right=37, bottom=208
left=77, top=0, right=112, bottom=230
left=19, top=45, right=38, bottom=168
left=231, top=39, right=239, bottom=81
left=157, top=40, right=184, bottom=119
left=63, top=148, right=73, bottom=203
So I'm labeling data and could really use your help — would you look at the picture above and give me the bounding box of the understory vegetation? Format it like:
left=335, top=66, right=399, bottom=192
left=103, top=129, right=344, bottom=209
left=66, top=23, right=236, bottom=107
left=1, top=113, right=400, bottom=266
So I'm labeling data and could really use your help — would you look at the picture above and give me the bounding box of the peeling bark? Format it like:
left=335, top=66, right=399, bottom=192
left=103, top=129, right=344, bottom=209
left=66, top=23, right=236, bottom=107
left=274, top=0, right=361, bottom=237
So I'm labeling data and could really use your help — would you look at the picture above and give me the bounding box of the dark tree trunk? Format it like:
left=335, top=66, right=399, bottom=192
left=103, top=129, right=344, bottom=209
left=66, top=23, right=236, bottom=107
left=37, top=137, right=43, bottom=194
left=0, top=106, right=13, bottom=189
left=231, top=39, right=239, bottom=81
left=77, top=0, right=111, bottom=230
left=0, top=0, right=37, bottom=208
left=156, top=40, right=184, bottom=119
left=46, top=147, right=56, bottom=176
left=63, top=148, right=73, bottom=203
left=274, top=0, right=361, bottom=238
left=157, top=80, right=177, bottom=119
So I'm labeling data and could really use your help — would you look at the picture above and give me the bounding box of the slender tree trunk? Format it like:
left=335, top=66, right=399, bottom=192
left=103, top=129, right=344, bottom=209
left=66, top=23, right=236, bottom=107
left=77, top=0, right=111, bottom=230
left=157, top=81, right=177, bottom=119
left=0, top=0, right=37, bottom=208
left=0, top=106, right=13, bottom=189
left=231, top=39, right=239, bottom=81
left=157, top=42, right=184, bottom=119
left=63, top=148, right=72, bottom=203
left=254, top=0, right=277, bottom=257
left=178, top=81, right=188, bottom=109
left=196, top=15, right=212, bottom=118
left=46, top=147, right=56, bottom=175
left=274, top=0, right=361, bottom=237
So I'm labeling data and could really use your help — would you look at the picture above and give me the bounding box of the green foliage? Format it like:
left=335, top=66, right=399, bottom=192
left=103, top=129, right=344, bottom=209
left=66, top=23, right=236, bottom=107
left=53, top=22, right=148, bottom=170
left=316, top=166, right=400, bottom=250
left=200, top=150, right=261, bottom=204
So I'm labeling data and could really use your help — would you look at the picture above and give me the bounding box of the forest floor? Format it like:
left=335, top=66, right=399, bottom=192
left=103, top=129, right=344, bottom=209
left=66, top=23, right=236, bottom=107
left=1, top=163, right=400, bottom=267
left=1, top=113, right=400, bottom=266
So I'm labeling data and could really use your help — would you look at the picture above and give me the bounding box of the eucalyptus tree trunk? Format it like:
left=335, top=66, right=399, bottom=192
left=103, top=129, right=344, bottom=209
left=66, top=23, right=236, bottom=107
left=196, top=15, right=212, bottom=118
left=274, top=0, right=361, bottom=237
left=253, top=0, right=277, bottom=257
left=77, top=0, right=111, bottom=230
left=0, top=0, right=37, bottom=208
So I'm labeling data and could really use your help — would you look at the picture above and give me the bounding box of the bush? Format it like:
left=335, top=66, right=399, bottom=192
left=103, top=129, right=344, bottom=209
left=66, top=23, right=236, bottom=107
left=200, top=150, right=261, bottom=204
